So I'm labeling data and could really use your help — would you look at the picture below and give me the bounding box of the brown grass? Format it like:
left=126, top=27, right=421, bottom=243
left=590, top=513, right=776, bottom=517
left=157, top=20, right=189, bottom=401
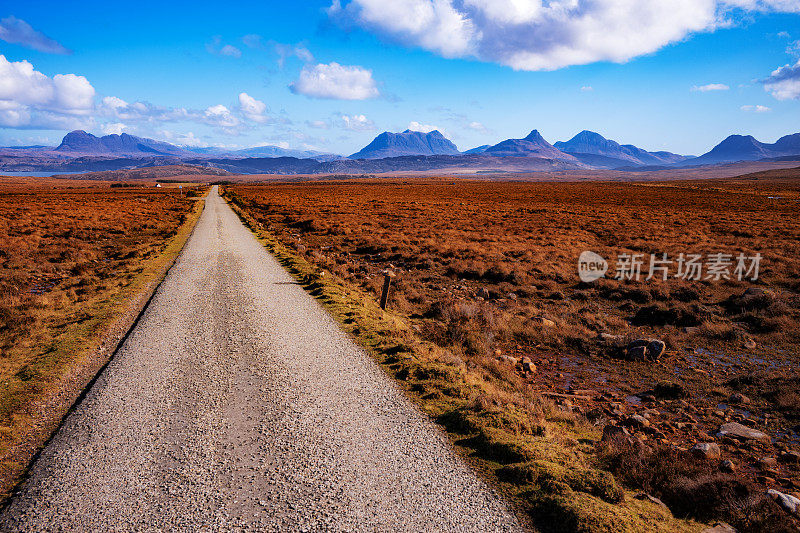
left=226, top=176, right=800, bottom=531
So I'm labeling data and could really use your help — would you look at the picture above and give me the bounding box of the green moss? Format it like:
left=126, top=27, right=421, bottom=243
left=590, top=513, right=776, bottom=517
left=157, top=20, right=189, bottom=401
left=498, top=460, right=623, bottom=503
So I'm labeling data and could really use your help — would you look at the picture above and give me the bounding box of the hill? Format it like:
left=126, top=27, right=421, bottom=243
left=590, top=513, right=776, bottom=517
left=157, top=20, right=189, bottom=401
left=350, top=130, right=459, bottom=159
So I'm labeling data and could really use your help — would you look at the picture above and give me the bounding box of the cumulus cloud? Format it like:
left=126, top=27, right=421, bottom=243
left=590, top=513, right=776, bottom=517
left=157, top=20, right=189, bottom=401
left=741, top=104, right=772, bottom=112
left=340, top=114, right=375, bottom=130
left=692, top=83, right=730, bottom=91
left=330, top=0, right=800, bottom=70
left=204, top=104, right=240, bottom=128
left=0, top=55, right=94, bottom=128
left=0, top=16, right=71, bottom=55
left=238, top=92, right=270, bottom=123
left=290, top=62, right=379, bottom=99
left=467, top=120, right=488, bottom=132
left=580, top=85, right=594, bottom=92
left=407, top=121, right=441, bottom=133
left=763, top=58, right=800, bottom=100
left=101, top=122, right=127, bottom=135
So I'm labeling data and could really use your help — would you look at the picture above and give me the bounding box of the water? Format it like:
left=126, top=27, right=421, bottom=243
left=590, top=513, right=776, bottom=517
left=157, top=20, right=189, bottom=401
left=0, top=171, right=85, bottom=177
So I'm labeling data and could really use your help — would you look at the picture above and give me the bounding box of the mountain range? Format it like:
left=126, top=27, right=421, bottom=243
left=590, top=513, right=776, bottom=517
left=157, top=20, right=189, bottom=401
left=2, top=128, right=800, bottom=175
left=676, top=133, right=800, bottom=166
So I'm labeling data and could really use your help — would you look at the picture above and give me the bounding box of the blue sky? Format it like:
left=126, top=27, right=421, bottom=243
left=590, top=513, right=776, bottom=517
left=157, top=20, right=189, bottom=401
left=0, top=0, right=799, bottom=156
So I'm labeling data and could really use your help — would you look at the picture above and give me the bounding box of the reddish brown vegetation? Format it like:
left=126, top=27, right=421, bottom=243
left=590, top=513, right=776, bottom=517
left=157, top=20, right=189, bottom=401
left=0, top=182, right=200, bottom=449
left=229, top=176, right=800, bottom=530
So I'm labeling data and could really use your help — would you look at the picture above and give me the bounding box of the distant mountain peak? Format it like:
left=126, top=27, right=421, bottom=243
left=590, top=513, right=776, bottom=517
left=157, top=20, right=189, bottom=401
left=553, top=130, right=689, bottom=168
left=350, top=129, right=459, bottom=159
left=55, top=130, right=189, bottom=156
left=482, top=129, right=576, bottom=161
left=523, top=129, right=546, bottom=142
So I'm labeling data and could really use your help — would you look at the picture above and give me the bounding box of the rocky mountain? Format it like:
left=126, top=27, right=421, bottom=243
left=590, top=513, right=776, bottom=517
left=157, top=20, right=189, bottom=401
left=462, top=145, right=490, bottom=154
left=483, top=130, right=578, bottom=162
left=350, top=130, right=459, bottom=159
left=681, top=132, right=800, bottom=166
left=554, top=130, right=689, bottom=168
left=55, top=130, right=190, bottom=156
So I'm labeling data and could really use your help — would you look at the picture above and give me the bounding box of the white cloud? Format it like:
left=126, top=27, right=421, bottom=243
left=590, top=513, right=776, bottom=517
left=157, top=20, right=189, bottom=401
left=407, top=121, right=440, bottom=133
left=101, top=122, right=127, bottom=135
left=763, top=58, right=800, bottom=100
left=0, top=16, right=71, bottom=55
left=340, top=114, right=375, bottom=130
left=0, top=54, right=94, bottom=128
left=467, top=120, right=487, bottom=132
left=692, top=83, right=730, bottom=91
left=740, top=104, right=772, bottom=112
left=204, top=104, right=240, bottom=128
left=331, top=0, right=800, bottom=70
left=100, top=96, right=196, bottom=123
left=580, top=86, right=594, bottom=92
left=290, top=62, right=379, bottom=100
left=238, top=92, right=270, bottom=123
left=273, top=42, right=314, bottom=66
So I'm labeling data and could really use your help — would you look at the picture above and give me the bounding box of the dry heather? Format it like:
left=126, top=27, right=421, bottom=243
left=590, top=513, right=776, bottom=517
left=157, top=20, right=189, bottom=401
left=0, top=181, right=204, bottom=494
left=227, top=176, right=800, bottom=532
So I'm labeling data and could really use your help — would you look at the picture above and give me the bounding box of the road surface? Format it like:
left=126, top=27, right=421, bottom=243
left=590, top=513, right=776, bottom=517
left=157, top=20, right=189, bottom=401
left=0, top=186, right=522, bottom=532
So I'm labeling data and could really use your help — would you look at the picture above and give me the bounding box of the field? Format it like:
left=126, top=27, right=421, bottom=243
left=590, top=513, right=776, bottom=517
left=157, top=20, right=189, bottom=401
left=227, top=174, right=800, bottom=531
left=0, top=179, right=205, bottom=495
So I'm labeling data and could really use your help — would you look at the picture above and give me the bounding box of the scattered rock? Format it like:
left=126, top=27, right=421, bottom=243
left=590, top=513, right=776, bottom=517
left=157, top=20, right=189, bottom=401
left=522, top=361, right=537, bottom=373
left=743, top=338, right=756, bottom=350
left=717, top=422, right=769, bottom=442
left=634, top=492, right=668, bottom=509
left=654, top=381, right=687, bottom=399
left=477, top=287, right=490, bottom=299
left=767, top=489, right=800, bottom=517
left=729, top=393, right=751, bottom=405
left=599, top=333, right=624, bottom=343
left=506, top=292, right=517, bottom=301
left=601, top=425, right=631, bottom=443
left=499, top=355, right=518, bottom=365
left=532, top=317, right=556, bottom=328
left=701, top=522, right=736, bottom=533
left=627, top=345, right=648, bottom=361
left=623, top=415, right=650, bottom=428
left=692, top=443, right=721, bottom=460
left=759, top=457, right=778, bottom=470
left=720, top=459, right=736, bottom=473
left=625, top=339, right=665, bottom=361
left=779, top=450, right=800, bottom=464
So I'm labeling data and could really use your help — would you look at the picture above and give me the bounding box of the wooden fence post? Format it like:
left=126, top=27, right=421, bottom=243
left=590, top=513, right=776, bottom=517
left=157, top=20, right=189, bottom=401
left=380, top=271, right=395, bottom=310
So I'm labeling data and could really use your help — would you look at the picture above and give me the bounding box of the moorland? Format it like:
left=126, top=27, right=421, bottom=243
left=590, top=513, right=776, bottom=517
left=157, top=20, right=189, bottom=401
left=226, top=170, right=800, bottom=531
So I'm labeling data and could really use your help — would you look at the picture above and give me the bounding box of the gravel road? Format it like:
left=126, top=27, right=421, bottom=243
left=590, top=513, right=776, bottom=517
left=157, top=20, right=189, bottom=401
left=0, top=186, right=523, bottom=532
